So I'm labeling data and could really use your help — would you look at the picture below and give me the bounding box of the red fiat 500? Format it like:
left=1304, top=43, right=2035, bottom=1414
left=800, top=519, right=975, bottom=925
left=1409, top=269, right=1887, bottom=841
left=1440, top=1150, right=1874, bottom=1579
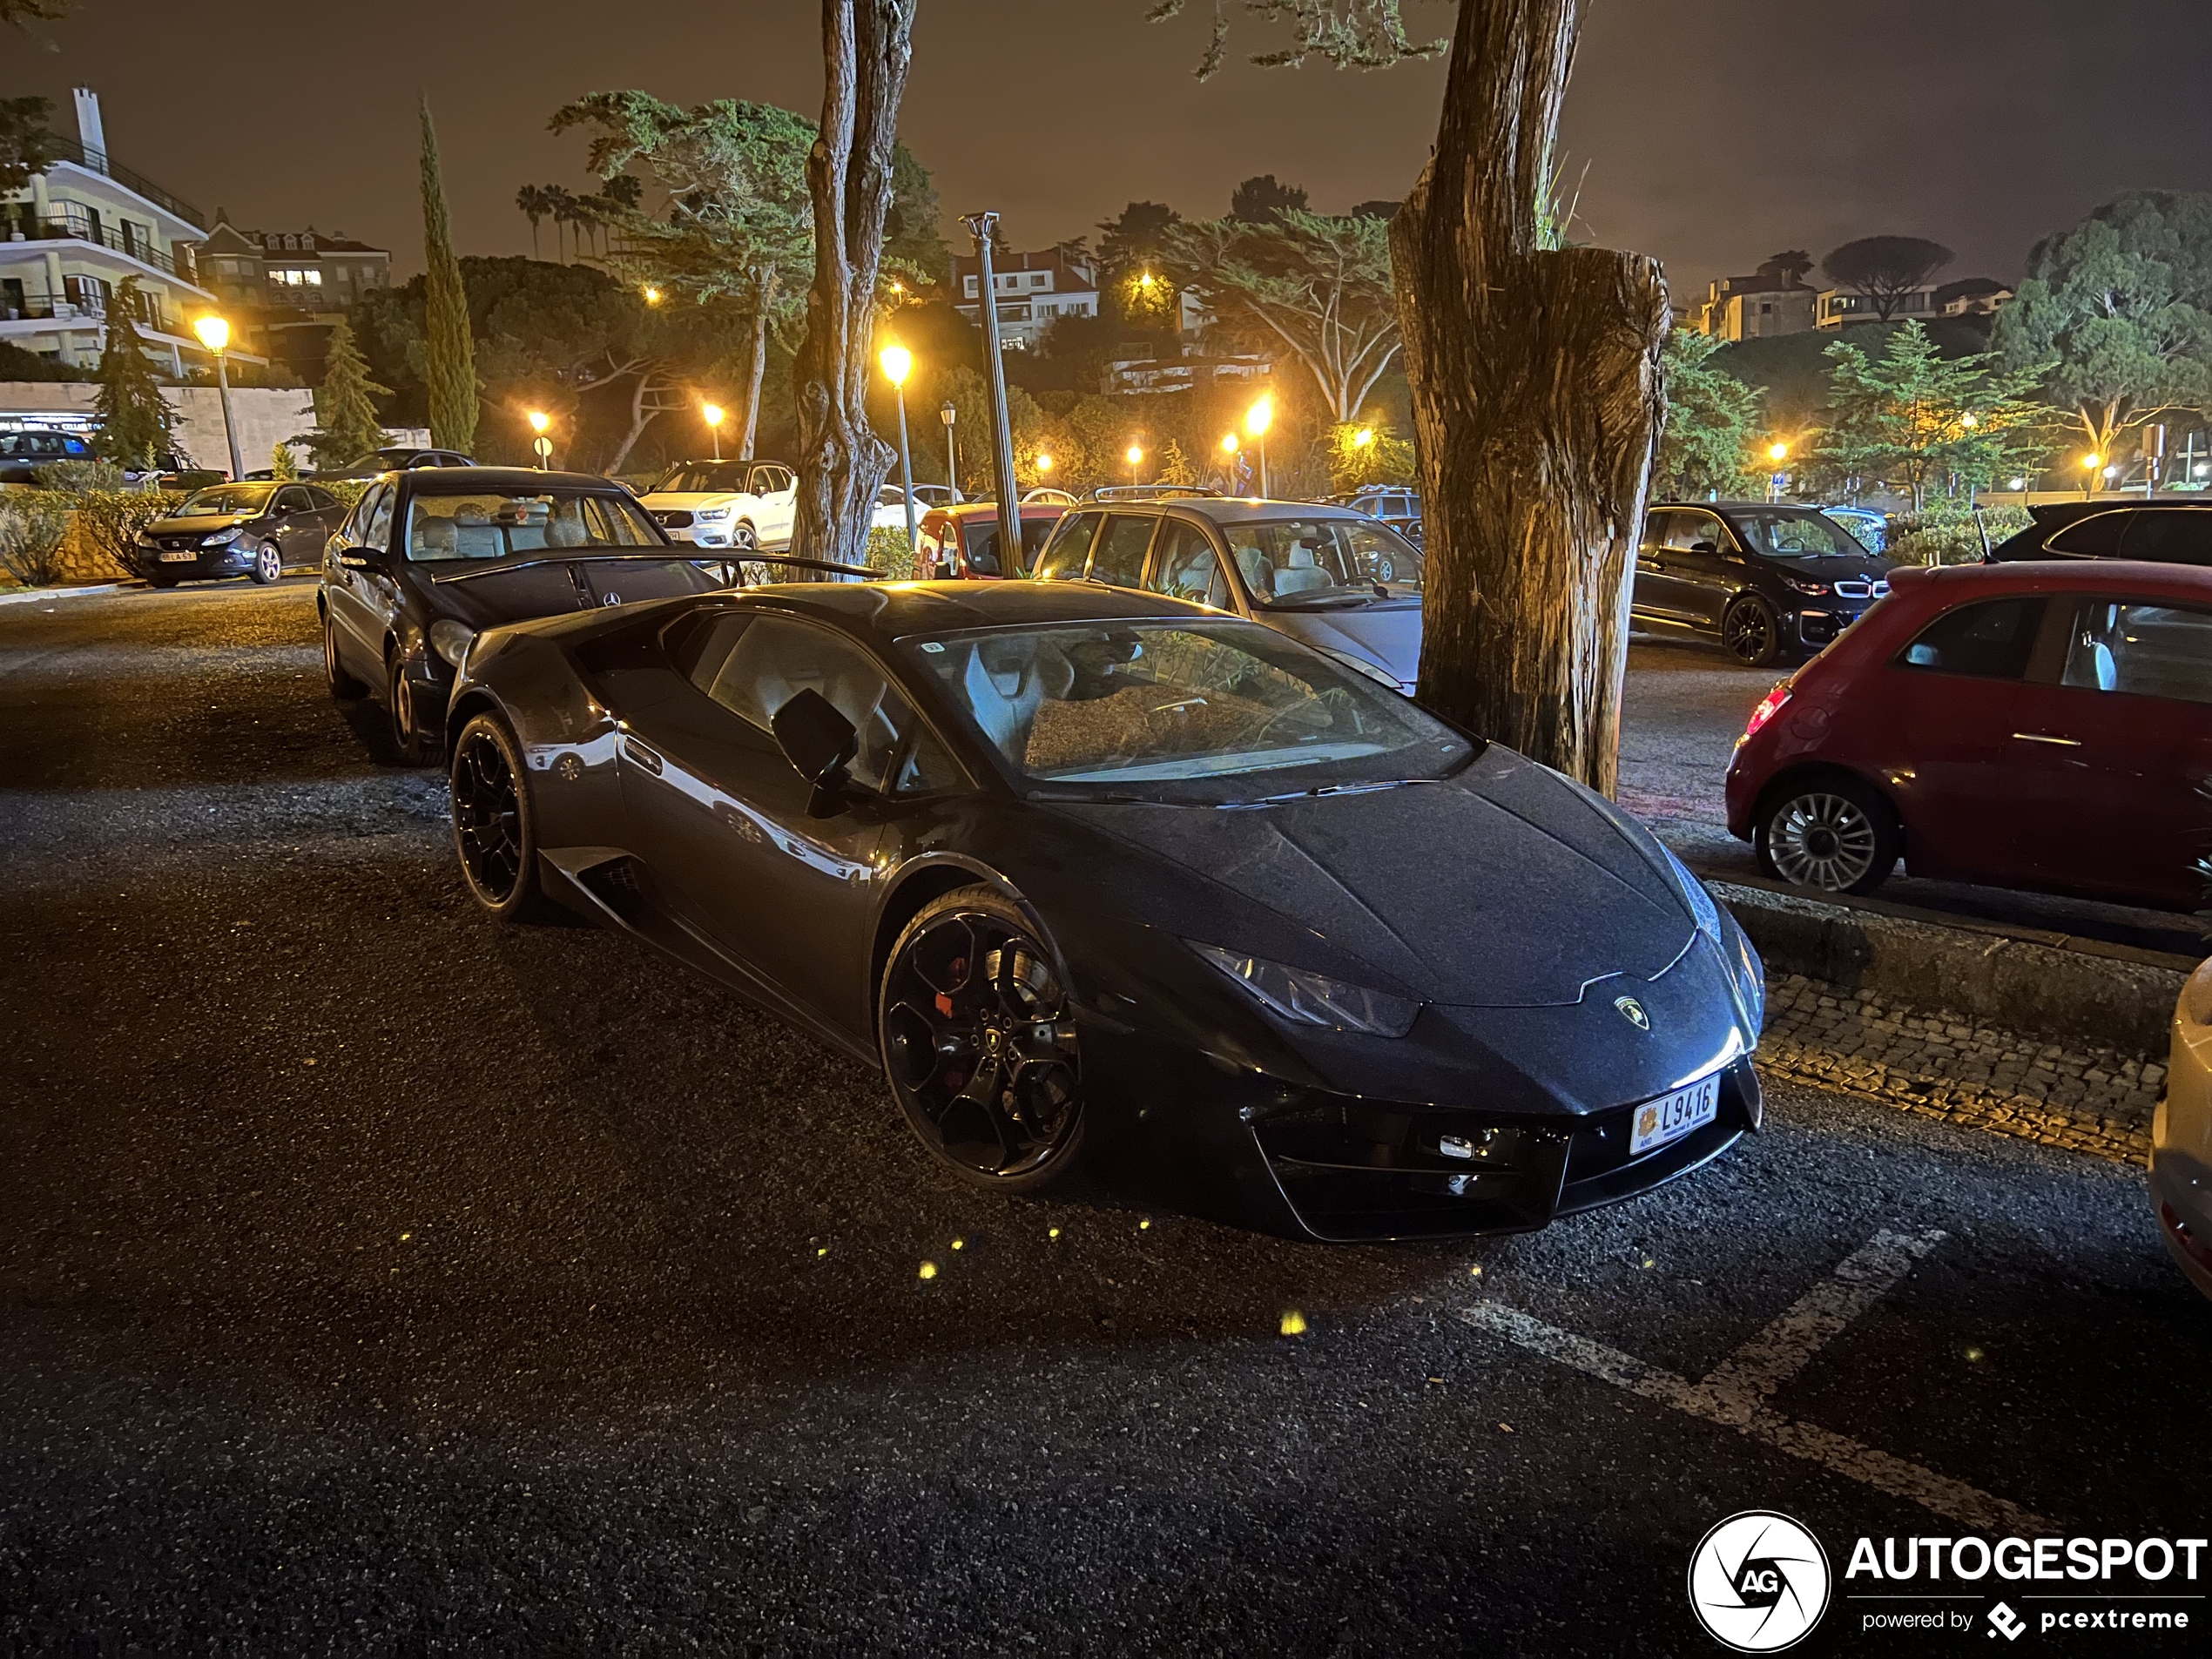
left=1724, top=561, right=2212, bottom=910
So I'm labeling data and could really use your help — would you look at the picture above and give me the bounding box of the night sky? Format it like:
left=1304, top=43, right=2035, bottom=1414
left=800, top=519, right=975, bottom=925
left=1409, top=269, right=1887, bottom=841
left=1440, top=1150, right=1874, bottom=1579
left=16, top=0, right=2212, bottom=297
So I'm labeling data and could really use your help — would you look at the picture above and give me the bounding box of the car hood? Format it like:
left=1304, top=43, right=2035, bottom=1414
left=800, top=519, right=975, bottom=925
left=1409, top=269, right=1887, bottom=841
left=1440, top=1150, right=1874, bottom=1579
left=1761, top=551, right=1891, bottom=583
left=1045, top=746, right=1694, bottom=1008
left=149, top=512, right=255, bottom=533
left=639, top=491, right=745, bottom=510
left=420, top=556, right=720, bottom=627
left=1260, top=598, right=1422, bottom=683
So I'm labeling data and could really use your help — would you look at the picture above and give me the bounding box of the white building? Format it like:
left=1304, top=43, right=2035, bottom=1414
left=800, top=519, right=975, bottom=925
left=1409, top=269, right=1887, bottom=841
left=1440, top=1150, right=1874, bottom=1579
left=0, top=90, right=238, bottom=374
left=950, top=247, right=1100, bottom=350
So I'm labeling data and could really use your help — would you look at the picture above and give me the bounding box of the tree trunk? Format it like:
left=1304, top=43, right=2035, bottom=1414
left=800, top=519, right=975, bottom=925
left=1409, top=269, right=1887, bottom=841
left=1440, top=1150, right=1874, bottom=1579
left=1392, top=0, right=1669, bottom=797
left=737, top=268, right=775, bottom=462
left=604, top=365, right=663, bottom=476
left=789, top=0, right=915, bottom=568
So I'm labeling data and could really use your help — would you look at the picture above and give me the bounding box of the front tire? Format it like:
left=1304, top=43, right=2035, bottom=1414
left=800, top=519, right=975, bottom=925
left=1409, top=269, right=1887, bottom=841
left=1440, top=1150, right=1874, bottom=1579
left=1723, top=595, right=1784, bottom=667
left=249, top=541, right=283, bottom=584
left=879, top=885, right=1086, bottom=1193
left=1755, top=776, right=1900, bottom=895
left=450, top=711, right=554, bottom=921
left=388, top=653, right=440, bottom=767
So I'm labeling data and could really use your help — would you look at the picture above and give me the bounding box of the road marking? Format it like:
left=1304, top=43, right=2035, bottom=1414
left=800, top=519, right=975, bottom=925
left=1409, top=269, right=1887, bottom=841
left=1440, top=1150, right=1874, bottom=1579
left=1463, top=1228, right=2058, bottom=1535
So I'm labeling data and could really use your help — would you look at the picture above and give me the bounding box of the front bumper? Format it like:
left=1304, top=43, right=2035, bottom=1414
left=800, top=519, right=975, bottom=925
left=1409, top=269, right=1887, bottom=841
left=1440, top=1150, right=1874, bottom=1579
left=144, top=541, right=253, bottom=577
left=1789, top=604, right=1867, bottom=651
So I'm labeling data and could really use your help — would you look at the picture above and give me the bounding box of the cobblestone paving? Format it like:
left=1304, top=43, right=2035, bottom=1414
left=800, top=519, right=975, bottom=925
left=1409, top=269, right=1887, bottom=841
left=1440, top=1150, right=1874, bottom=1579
left=1758, top=974, right=2163, bottom=1164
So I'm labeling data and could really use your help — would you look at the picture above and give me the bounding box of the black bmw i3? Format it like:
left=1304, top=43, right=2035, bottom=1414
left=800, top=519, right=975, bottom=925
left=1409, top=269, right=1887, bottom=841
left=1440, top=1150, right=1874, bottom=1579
left=441, top=579, right=1767, bottom=1242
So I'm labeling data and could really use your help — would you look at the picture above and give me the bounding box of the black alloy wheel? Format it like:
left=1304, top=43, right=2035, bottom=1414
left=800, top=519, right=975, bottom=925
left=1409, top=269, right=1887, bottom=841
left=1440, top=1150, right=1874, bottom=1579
left=1723, top=594, right=1783, bottom=667
left=388, top=653, right=440, bottom=767
left=1754, top=776, right=1901, bottom=895
left=450, top=711, right=552, bottom=921
left=250, top=541, right=283, bottom=584
left=322, top=609, right=367, bottom=698
left=880, top=885, right=1086, bottom=1192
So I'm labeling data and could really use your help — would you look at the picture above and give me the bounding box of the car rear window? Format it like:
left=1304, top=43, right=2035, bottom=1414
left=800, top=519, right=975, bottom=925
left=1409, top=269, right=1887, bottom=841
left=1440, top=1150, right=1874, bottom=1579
left=1898, top=597, right=2047, bottom=680
left=2118, top=511, right=2212, bottom=566
left=2046, top=511, right=2130, bottom=557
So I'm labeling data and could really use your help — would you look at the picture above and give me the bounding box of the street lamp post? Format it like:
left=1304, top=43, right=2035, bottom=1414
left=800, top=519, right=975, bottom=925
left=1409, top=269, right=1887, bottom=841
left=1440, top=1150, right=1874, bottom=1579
left=1765, top=441, right=1790, bottom=503
left=192, top=314, right=244, bottom=481
left=1220, top=431, right=1241, bottom=494
left=2081, top=452, right=2102, bottom=498
left=880, top=344, right=919, bottom=554
left=1244, top=396, right=1273, bottom=498
left=702, top=402, right=725, bottom=462
left=961, top=211, right=1025, bottom=574
left=939, top=401, right=958, bottom=500
left=1125, top=444, right=1143, bottom=485
left=528, top=409, right=552, bottom=469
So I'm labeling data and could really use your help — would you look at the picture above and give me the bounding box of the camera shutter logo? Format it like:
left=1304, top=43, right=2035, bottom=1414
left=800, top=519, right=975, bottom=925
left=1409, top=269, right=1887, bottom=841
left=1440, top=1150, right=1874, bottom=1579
left=1687, top=1511, right=1831, bottom=1652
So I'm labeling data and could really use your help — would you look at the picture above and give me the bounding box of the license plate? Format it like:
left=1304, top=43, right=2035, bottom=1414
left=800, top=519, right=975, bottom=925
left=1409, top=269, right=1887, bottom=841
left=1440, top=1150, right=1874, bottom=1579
left=1629, top=1072, right=1720, bottom=1156
left=158, top=550, right=198, bottom=562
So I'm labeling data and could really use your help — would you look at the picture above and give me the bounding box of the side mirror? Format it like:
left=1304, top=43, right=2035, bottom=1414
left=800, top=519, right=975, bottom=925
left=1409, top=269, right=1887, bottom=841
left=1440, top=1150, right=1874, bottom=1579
left=772, top=688, right=860, bottom=814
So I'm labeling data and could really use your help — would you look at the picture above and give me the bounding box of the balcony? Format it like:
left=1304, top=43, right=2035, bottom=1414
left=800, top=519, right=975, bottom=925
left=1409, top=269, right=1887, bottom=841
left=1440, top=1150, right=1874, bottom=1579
left=38, top=133, right=207, bottom=232
left=3, top=209, right=199, bottom=286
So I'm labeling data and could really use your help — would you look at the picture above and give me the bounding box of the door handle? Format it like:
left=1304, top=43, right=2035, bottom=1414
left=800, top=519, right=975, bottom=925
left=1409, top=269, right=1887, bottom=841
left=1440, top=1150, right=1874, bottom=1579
left=2011, top=732, right=2081, bottom=747
left=622, top=734, right=664, bottom=775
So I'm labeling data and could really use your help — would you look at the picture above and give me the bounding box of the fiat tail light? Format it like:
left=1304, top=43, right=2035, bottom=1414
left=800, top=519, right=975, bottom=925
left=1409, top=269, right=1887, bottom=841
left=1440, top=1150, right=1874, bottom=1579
left=1740, top=682, right=1793, bottom=745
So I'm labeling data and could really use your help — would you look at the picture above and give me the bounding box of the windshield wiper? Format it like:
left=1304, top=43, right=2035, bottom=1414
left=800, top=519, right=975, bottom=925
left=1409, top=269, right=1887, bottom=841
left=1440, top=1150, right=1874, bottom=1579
left=1231, top=779, right=1440, bottom=807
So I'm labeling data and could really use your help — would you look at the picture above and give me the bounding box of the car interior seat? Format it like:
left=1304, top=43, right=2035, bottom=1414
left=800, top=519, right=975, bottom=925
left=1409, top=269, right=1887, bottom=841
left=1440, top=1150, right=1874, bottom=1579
left=1273, top=543, right=1332, bottom=597
left=412, top=516, right=460, bottom=560
left=956, top=635, right=1076, bottom=760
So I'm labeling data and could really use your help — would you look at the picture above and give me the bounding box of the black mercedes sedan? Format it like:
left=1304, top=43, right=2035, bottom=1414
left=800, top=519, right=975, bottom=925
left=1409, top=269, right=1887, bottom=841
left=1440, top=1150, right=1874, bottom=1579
left=317, top=467, right=727, bottom=765
left=138, top=482, right=348, bottom=587
left=1635, top=502, right=1895, bottom=666
left=441, top=580, right=1767, bottom=1242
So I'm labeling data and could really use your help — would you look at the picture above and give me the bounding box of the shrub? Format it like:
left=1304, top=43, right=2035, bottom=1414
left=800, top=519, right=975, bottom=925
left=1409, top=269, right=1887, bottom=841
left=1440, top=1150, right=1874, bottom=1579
left=0, top=489, right=75, bottom=587
left=319, top=478, right=372, bottom=516
left=863, top=526, right=917, bottom=582
left=71, top=489, right=181, bottom=579
left=1884, top=502, right=2030, bottom=567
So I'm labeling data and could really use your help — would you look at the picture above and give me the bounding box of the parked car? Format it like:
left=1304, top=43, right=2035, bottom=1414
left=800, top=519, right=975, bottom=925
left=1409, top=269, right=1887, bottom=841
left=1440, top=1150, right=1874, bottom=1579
left=2155, top=957, right=2212, bottom=1299
left=0, top=426, right=96, bottom=483
left=637, top=458, right=799, bottom=552
left=1333, top=485, right=1424, bottom=545
left=1031, top=497, right=1423, bottom=692
left=319, top=446, right=475, bottom=481
left=318, top=467, right=725, bottom=765
left=1087, top=484, right=1221, bottom=504
left=1822, top=505, right=1889, bottom=554
left=1635, top=501, right=1896, bottom=667
left=136, top=482, right=349, bottom=587
left=914, top=501, right=1067, bottom=579
left=1986, top=500, right=2212, bottom=565
left=442, top=578, right=1764, bottom=1239
left=1725, top=560, right=2212, bottom=909
left=1022, top=487, right=1080, bottom=506
left=908, top=482, right=963, bottom=509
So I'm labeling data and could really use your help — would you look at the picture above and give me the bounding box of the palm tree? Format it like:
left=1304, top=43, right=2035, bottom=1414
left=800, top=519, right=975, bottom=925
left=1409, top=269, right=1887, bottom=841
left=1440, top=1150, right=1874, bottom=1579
left=543, top=185, right=580, bottom=264
left=516, top=184, right=550, bottom=259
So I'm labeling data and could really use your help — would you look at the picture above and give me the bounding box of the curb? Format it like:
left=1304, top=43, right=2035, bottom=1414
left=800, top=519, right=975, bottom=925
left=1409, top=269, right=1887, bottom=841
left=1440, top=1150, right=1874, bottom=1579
left=1713, top=879, right=2193, bottom=1055
left=0, top=583, right=126, bottom=607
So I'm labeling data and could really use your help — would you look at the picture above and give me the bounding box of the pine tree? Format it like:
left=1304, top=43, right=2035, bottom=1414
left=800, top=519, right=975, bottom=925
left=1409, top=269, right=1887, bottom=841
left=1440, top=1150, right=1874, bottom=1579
left=419, top=96, right=478, bottom=454
left=309, top=319, right=390, bottom=469
left=90, top=276, right=172, bottom=469
left=270, top=441, right=300, bottom=482
left=1156, top=437, right=1197, bottom=486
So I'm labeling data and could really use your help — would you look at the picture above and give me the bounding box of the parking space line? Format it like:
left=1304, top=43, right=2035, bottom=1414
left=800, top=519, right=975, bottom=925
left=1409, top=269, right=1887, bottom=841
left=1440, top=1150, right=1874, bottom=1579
left=1464, top=1231, right=2056, bottom=1535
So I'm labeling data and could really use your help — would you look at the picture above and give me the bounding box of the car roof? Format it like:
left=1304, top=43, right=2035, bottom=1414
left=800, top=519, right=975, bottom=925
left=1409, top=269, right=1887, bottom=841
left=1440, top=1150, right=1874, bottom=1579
left=1896, top=559, right=2212, bottom=600
left=385, top=467, right=631, bottom=492
left=933, top=502, right=1066, bottom=519
left=724, top=577, right=1214, bottom=637
left=1655, top=500, right=1833, bottom=514
left=1075, top=496, right=1372, bottom=526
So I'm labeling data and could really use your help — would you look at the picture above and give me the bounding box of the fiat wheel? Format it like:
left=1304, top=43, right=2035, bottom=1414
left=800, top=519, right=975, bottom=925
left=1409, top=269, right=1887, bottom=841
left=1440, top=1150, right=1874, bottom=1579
left=1755, top=777, right=1900, bottom=895
left=250, top=541, right=283, bottom=584
left=1723, top=595, right=1782, bottom=666
left=450, top=711, right=553, bottom=921
left=879, top=885, right=1086, bottom=1192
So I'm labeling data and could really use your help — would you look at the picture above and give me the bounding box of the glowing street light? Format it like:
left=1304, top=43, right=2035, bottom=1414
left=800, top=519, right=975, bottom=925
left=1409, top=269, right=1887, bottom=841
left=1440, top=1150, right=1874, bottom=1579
left=1244, top=395, right=1274, bottom=496
left=642, top=286, right=663, bottom=305
left=1220, top=432, right=1239, bottom=454
left=527, top=408, right=553, bottom=469
left=192, top=314, right=245, bottom=480
left=2008, top=475, right=2027, bottom=491
left=701, top=401, right=725, bottom=461
left=1959, top=411, right=1979, bottom=429
left=880, top=344, right=920, bottom=550
left=1352, top=427, right=1375, bottom=450
left=1124, top=443, right=1143, bottom=483
left=1035, top=452, right=1054, bottom=474
left=1765, top=440, right=1790, bottom=502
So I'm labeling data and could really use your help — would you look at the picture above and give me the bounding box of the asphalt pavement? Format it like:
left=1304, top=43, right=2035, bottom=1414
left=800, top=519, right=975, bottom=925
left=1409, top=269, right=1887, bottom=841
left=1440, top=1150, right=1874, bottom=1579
left=1, top=583, right=2205, bottom=1655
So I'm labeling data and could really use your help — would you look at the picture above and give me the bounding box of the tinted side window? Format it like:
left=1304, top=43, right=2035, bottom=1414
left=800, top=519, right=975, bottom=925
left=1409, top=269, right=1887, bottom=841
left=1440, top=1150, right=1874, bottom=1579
left=751, top=465, right=794, bottom=494
left=1898, top=597, right=2047, bottom=680
left=305, top=487, right=340, bottom=510
left=1640, top=510, right=1677, bottom=555
left=341, top=484, right=386, bottom=546
left=275, top=487, right=312, bottom=514
left=2047, top=511, right=2129, bottom=557
left=1034, top=511, right=1103, bottom=581
left=1145, top=520, right=1231, bottom=609
left=2062, top=602, right=2212, bottom=705
left=365, top=489, right=397, bottom=550
left=1089, top=515, right=1157, bottom=588
left=1664, top=511, right=1728, bottom=554
left=694, top=613, right=914, bottom=792
left=2118, top=510, right=2212, bottom=566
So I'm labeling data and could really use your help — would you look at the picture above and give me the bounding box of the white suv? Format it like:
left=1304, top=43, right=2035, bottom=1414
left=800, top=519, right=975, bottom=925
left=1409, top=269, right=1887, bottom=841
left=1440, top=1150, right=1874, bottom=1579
left=639, top=460, right=799, bottom=552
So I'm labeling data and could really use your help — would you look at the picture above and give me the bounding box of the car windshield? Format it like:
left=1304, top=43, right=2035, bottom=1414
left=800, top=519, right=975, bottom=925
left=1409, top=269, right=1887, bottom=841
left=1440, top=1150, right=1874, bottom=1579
left=402, top=490, right=664, bottom=561
left=179, top=484, right=275, bottom=516
left=1220, top=517, right=1425, bottom=608
left=653, top=462, right=752, bottom=495
left=1731, top=509, right=1866, bottom=560
left=904, top=620, right=1472, bottom=804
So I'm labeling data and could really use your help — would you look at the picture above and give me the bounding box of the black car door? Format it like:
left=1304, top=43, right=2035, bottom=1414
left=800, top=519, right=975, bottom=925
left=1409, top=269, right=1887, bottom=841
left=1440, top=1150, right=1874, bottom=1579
left=270, top=486, right=317, bottom=562
left=617, top=610, right=935, bottom=1039
left=1663, top=508, right=1738, bottom=631
left=327, top=483, right=398, bottom=674
left=1632, top=510, right=1678, bottom=620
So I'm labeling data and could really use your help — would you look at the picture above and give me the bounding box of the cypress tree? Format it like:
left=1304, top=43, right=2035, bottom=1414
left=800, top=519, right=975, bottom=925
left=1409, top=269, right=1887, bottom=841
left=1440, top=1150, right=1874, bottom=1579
left=90, top=276, right=173, bottom=469
left=419, top=96, right=478, bottom=454
left=309, top=319, right=390, bottom=469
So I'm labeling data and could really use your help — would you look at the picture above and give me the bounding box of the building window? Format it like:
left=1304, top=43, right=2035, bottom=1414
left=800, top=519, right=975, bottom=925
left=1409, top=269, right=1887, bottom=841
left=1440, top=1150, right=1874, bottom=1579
left=1029, top=273, right=1046, bottom=287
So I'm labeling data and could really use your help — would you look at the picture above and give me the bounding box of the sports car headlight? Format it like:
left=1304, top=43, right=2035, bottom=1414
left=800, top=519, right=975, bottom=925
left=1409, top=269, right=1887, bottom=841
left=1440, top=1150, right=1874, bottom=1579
left=1657, top=843, right=1722, bottom=945
left=1313, top=646, right=1401, bottom=691
left=1191, top=943, right=1419, bottom=1037
left=694, top=505, right=732, bottom=522
left=429, top=619, right=476, bottom=668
